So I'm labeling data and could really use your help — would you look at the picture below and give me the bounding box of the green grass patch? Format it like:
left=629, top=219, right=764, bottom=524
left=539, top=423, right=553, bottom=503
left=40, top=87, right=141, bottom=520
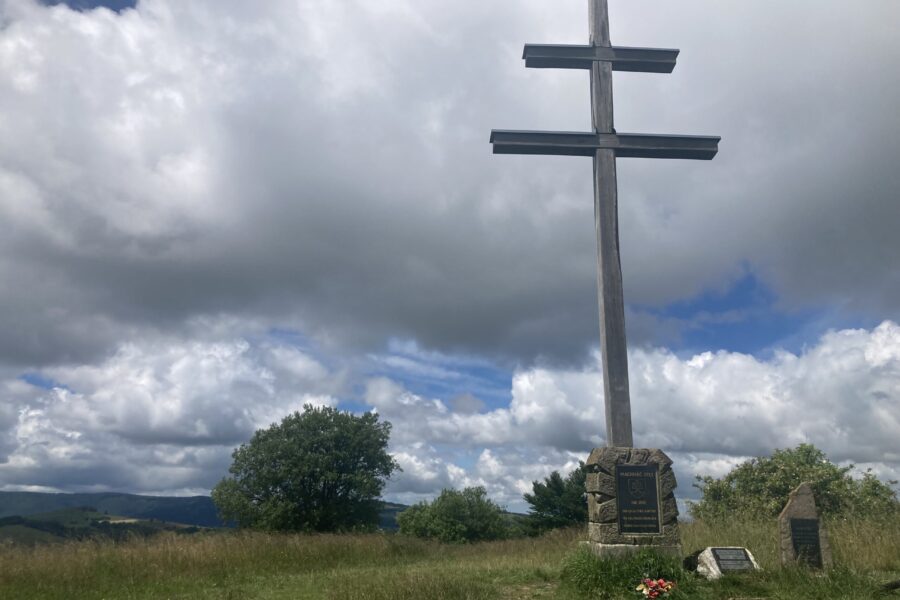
left=559, top=547, right=691, bottom=599
left=0, top=519, right=897, bottom=599
left=557, top=545, right=892, bottom=600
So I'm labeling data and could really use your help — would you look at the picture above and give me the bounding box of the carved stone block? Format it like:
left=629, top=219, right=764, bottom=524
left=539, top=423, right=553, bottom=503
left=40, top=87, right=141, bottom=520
left=588, top=495, right=617, bottom=523
left=585, top=471, right=616, bottom=496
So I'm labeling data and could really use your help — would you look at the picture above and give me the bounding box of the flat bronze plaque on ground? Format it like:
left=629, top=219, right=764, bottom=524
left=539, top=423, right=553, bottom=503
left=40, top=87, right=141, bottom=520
left=615, top=464, right=661, bottom=534
left=712, top=547, right=755, bottom=572
left=790, top=518, right=823, bottom=568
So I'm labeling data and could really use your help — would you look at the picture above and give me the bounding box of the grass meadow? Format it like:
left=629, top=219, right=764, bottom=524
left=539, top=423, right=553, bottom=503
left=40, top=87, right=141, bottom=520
left=0, top=518, right=897, bottom=599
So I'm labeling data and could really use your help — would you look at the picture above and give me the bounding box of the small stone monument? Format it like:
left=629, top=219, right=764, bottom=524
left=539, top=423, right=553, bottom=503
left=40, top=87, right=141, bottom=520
left=778, top=482, right=833, bottom=568
left=695, top=547, right=761, bottom=580
left=585, top=447, right=680, bottom=557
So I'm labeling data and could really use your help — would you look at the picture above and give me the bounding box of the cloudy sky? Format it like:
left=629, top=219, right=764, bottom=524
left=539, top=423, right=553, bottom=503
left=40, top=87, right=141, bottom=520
left=1, top=0, right=898, bottom=513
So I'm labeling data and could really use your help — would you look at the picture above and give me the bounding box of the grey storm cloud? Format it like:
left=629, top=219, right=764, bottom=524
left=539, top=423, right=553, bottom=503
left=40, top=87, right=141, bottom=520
left=0, top=0, right=897, bottom=370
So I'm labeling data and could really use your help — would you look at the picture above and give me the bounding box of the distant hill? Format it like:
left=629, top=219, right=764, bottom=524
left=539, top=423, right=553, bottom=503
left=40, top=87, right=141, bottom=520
left=0, top=492, right=222, bottom=527
left=378, top=502, right=407, bottom=530
left=0, top=492, right=409, bottom=531
left=0, top=507, right=202, bottom=546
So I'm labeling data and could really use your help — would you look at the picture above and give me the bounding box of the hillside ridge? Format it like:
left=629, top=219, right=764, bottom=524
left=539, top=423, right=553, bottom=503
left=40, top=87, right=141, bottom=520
left=0, top=491, right=409, bottom=530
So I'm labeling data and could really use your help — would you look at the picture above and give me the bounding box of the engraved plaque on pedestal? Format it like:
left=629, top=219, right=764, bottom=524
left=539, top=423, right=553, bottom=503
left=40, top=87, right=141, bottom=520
left=615, top=464, right=661, bottom=535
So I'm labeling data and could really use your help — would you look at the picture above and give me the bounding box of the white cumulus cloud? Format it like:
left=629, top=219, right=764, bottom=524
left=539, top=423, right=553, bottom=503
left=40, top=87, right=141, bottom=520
left=376, top=322, right=900, bottom=509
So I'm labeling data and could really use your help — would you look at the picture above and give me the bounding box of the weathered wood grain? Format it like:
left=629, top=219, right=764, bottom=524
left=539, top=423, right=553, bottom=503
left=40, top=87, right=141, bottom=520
left=593, top=149, right=632, bottom=448
left=590, top=0, right=632, bottom=448
left=589, top=0, right=611, bottom=48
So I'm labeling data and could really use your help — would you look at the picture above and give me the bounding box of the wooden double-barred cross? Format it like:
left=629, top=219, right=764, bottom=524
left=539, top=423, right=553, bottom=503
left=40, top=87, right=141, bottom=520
left=490, top=0, right=720, bottom=448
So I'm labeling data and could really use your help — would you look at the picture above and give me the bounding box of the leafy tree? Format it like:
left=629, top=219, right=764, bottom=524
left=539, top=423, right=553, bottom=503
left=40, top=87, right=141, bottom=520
left=690, top=443, right=899, bottom=521
left=211, top=405, right=399, bottom=532
left=523, top=462, right=587, bottom=533
left=397, top=486, right=511, bottom=543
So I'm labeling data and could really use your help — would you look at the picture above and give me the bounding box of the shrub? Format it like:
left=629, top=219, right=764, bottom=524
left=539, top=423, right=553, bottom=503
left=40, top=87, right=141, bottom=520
left=397, top=487, right=511, bottom=543
left=690, top=443, right=899, bottom=521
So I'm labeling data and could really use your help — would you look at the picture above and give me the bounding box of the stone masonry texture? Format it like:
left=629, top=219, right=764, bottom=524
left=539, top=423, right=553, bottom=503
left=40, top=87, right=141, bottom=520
left=585, top=447, right=680, bottom=548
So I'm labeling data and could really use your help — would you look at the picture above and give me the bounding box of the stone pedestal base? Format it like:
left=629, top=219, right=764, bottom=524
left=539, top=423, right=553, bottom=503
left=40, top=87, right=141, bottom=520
left=584, top=447, right=682, bottom=558
left=586, top=541, right=682, bottom=559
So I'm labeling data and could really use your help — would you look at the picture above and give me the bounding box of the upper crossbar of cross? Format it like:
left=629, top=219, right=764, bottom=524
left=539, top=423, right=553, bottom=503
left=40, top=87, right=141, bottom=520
left=524, top=44, right=679, bottom=72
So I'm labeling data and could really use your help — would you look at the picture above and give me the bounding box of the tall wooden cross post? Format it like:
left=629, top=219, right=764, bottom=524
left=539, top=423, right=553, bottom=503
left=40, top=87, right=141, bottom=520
left=491, top=0, right=720, bottom=449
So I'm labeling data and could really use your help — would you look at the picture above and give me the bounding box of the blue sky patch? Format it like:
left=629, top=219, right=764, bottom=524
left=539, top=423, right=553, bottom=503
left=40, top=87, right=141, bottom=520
left=366, top=342, right=513, bottom=411
left=40, top=0, right=136, bottom=12
left=644, top=273, right=823, bottom=357
left=20, top=373, right=65, bottom=391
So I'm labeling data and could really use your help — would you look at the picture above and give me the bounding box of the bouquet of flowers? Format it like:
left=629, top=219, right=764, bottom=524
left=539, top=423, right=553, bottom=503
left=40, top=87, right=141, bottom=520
left=635, top=578, right=675, bottom=598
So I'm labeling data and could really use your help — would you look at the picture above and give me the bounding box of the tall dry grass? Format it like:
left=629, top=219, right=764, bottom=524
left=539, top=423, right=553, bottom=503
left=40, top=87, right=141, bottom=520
left=681, top=516, right=900, bottom=572
left=681, top=518, right=781, bottom=567
left=0, top=528, right=579, bottom=599
left=828, top=517, right=900, bottom=572
left=0, top=517, right=897, bottom=599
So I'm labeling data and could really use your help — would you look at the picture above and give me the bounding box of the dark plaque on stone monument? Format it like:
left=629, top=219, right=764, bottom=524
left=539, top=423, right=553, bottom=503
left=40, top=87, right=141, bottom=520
left=615, top=464, right=661, bottom=534
left=711, top=547, right=755, bottom=572
left=790, top=518, right=823, bottom=568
